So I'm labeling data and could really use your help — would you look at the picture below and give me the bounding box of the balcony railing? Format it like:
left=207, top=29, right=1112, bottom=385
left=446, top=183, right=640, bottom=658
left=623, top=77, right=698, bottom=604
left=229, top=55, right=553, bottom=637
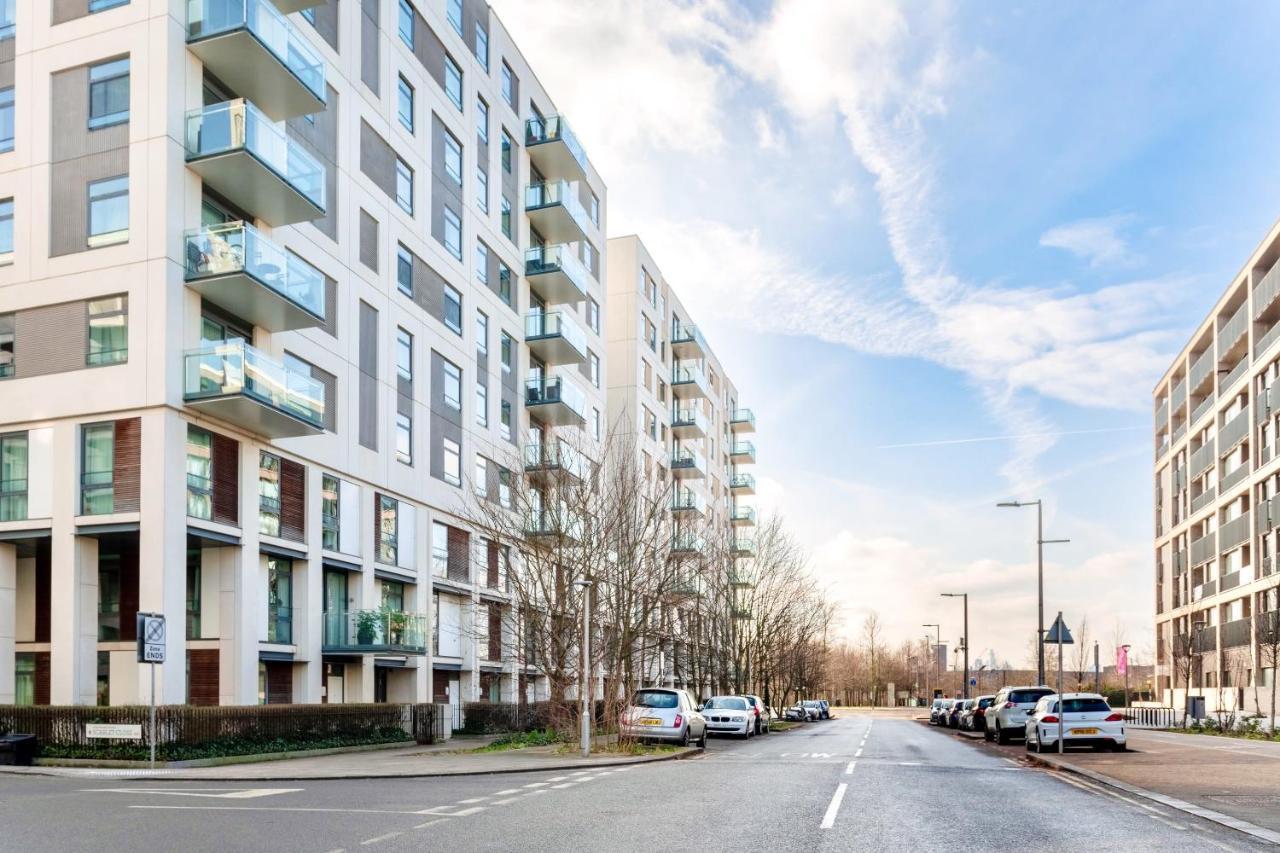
left=1190, top=441, right=1216, bottom=477
left=1257, top=498, right=1273, bottom=534
left=1191, top=394, right=1215, bottom=427
left=184, top=221, right=325, bottom=330
left=186, top=0, right=326, bottom=119
left=323, top=609, right=427, bottom=654
left=731, top=506, right=756, bottom=526
left=1257, top=261, right=1280, bottom=320
left=671, top=408, right=709, bottom=436
left=730, top=408, right=756, bottom=432
left=730, top=472, right=755, bottom=493
left=524, top=311, right=588, bottom=365
left=670, top=447, right=707, bottom=478
left=671, top=532, right=705, bottom=554
left=183, top=338, right=324, bottom=436
left=525, top=244, right=591, bottom=305
left=1256, top=321, right=1280, bottom=361
left=525, top=180, right=592, bottom=244
left=1219, top=411, right=1249, bottom=452
left=525, top=508, right=584, bottom=540
left=731, top=538, right=756, bottom=556
left=523, top=441, right=587, bottom=480
left=671, top=364, right=711, bottom=399
left=1219, top=512, right=1251, bottom=552
left=1193, top=626, right=1217, bottom=653
left=1220, top=461, right=1251, bottom=495
left=1189, top=531, right=1216, bottom=566
left=1190, top=349, right=1215, bottom=390
left=1221, top=356, right=1249, bottom=393
left=1219, top=570, right=1241, bottom=593
left=1218, top=302, right=1249, bottom=355
left=671, top=324, right=708, bottom=357
left=525, top=114, right=588, bottom=183
left=670, top=488, right=705, bottom=514
left=185, top=99, right=326, bottom=225
left=1171, top=378, right=1187, bottom=409
left=1190, top=486, right=1216, bottom=516
left=1222, top=617, right=1251, bottom=648
left=729, top=441, right=756, bottom=463
left=524, top=375, right=587, bottom=426
left=1155, top=399, right=1169, bottom=427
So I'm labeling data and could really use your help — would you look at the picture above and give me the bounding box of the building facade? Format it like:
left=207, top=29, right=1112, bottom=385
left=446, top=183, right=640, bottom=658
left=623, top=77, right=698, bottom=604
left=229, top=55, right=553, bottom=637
left=0, top=0, right=608, bottom=720
left=1153, top=217, right=1280, bottom=717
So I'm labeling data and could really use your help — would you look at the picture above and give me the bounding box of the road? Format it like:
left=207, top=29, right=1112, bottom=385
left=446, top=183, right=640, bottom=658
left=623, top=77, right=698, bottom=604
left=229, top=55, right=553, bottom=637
left=0, top=712, right=1267, bottom=852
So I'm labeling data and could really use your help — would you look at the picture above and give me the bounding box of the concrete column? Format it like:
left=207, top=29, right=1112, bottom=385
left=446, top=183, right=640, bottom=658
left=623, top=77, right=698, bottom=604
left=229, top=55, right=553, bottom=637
left=137, top=409, right=188, bottom=703
left=413, top=503, right=429, bottom=703
left=295, top=466, right=324, bottom=703
left=0, top=542, right=16, bottom=703
left=212, top=546, right=243, bottom=704
left=50, top=534, right=97, bottom=705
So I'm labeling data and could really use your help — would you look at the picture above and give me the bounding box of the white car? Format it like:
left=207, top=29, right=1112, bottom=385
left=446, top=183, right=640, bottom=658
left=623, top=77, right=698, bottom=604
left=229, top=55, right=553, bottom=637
left=701, top=695, right=755, bottom=737
left=1024, top=692, right=1127, bottom=753
left=985, top=685, right=1054, bottom=743
left=621, top=688, right=707, bottom=747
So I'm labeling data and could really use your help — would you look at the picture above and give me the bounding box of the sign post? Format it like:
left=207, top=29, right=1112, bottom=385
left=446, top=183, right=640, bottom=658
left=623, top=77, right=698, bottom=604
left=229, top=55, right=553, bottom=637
left=1045, top=613, right=1074, bottom=755
left=136, top=613, right=166, bottom=769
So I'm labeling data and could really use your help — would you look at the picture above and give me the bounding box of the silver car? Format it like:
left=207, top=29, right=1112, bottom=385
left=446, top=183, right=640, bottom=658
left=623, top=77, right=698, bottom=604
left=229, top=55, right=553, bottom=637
left=701, top=695, right=755, bottom=737
left=621, top=687, right=707, bottom=747
left=742, top=694, right=773, bottom=734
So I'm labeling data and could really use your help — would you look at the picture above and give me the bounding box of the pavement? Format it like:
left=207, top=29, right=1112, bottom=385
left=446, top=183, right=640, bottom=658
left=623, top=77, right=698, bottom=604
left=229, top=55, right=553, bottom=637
left=0, top=710, right=1268, bottom=852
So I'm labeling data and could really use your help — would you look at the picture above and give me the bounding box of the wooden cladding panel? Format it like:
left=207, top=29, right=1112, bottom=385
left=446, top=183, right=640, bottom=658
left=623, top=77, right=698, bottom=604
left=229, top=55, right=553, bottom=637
left=264, top=661, right=293, bottom=705
left=211, top=433, right=239, bottom=526
left=112, top=417, right=141, bottom=512
left=33, top=652, right=50, bottom=706
left=486, top=541, right=500, bottom=588
left=487, top=604, right=502, bottom=660
left=187, top=649, right=220, bottom=706
left=446, top=526, right=470, bottom=583
left=279, top=458, right=306, bottom=543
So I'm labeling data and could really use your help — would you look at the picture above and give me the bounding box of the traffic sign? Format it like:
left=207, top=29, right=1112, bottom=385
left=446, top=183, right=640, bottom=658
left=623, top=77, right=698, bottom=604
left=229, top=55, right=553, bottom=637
left=136, top=612, right=166, bottom=663
left=1045, top=614, right=1073, bottom=645
left=969, top=678, right=977, bottom=687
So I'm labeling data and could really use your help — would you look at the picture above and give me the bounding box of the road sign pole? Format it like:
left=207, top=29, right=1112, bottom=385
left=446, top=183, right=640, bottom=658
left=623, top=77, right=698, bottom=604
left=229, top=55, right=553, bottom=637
left=1057, top=611, right=1064, bottom=755
left=149, top=662, right=156, bottom=769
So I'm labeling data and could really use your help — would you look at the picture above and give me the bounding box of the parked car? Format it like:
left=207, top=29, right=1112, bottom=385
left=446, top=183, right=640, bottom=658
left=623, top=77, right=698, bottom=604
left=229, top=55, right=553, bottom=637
left=801, top=700, right=825, bottom=720
left=701, top=695, right=755, bottom=738
left=783, top=704, right=808, bottom=722
left=1025, top=693, right=1127, bottom=753
left=621, top=687, right=707, bottom=747
left=929, top=698, right=946, bottom=725
left=986, top=685, right=1055, bottom=744
left=935, top=698, right=956, bottom=727
left=742, top=694, right=773, bottom=735
left=816, top=699, right=832, bottom=719
left=946, top=699, right=969, bottom=728
left=960, top=695, right=995, bottom=732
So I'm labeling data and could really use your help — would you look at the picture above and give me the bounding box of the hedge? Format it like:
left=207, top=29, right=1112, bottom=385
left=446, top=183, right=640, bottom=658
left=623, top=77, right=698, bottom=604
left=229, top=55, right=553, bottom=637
left=458, top=701, right=608, bottom=735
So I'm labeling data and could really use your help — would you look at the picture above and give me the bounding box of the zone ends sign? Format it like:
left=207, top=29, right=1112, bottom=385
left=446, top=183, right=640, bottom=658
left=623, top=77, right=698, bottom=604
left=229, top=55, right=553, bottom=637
left=136, top=612, right=166, bottom=664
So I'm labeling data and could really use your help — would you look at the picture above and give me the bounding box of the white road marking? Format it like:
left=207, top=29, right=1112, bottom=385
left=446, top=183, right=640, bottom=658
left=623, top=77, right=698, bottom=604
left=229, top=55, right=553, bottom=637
left=550, top=783, right=577, bottom=789
left=86, top=787, right=302, bottom=799
left=1147, top=814, right=1186, bottom=831
left=820, top=783, right=848, bottom=830
left=359, top=832, right=402, bottom=846
left=493, top=789, right=521, bottom=796
left=547, top=776, right=568, bottom=782
left=416, top=806, right=485, bottom=817
left=522, top=782, right=550, bottom=789
left=322, top=849, right=345, bottom=853
left=413, top=819, right=449, bottom=830
left=854, top=748, right=863, bottom=758
left=456, top=797, right=488, bottom=804
left=129, top=806, right=420, bottom=815
left=844, top=761, right=856, bottom=775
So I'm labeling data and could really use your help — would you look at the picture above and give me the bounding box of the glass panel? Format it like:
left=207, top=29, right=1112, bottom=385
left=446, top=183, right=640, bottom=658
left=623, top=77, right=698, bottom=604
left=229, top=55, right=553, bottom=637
left=186, top=426, right=212, bottom=519
left=0, top=87, right=12, bottom=152
left=378, top=495, right=397, bottom=564
left=88, top=176, right=129, bottom=247
left=0, top=432, right=27, bottom=521
left=259, top=451, right=280, bottom=536
left=186, top=549, right=201, bottom=639
left=97, top=553, right=121, bottom=640
left=266, top=558, right=292, bottom=644
left=525, top=115, right=587, bottom=172
left=184, top=222, right=325, bottom=319
left=321, top=473, right=339, bottom=550
left=88, top=58, right=130, bottom=129
left=183, top=339, right=325, bottom=429
left=81, top=423, right=114, bottom=515
left=87, top=296, right=128, bottom=366
left=186, top=0, right=326, bottom=101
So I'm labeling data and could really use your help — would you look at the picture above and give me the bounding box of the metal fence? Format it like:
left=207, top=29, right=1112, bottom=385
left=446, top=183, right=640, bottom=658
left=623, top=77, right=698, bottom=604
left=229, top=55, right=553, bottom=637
left=1125, top=706, right=1178, bottom=729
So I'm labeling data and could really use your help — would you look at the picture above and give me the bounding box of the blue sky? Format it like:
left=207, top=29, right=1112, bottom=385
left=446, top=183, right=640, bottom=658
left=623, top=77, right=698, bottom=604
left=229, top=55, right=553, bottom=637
left=492, top=0, right=1280, bottom=666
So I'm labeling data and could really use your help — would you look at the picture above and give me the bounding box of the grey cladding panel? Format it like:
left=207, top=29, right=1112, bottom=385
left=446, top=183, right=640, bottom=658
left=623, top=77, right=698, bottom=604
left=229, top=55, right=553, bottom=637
left=288, top=85, right=339, bottom=241
left=309, top=1, right=340, bottom=51
left=430, top=350, right=462, bottom=426
left=0, top=37, right=12, bottom=64
left=14, top=300, right=89, bottom=378
left=358, top=301, right=378, bottom=450
left=430, top=187, right=462, bottom=252
left=50, top=148, right=129, bottom=258
left=315, top=365, right=337, bottom=432
left=51, top=65, right=129, bottom=163
left=411, top=9, right=447, bottom=90
left=578, top=350, right=593, bottom=381
left=499, top=126, right=517, bottom=198
left=409, top=249, right=445, bottom=322
left=0, top=60, right=13, bottom=90
left=359, top=300, right=378, bottom=377
left=52, top=0, right=93, bottom=25
left=397, top=391, right=412, bottom=418
left=501, top=385, right=518, bottom=445
left=361, top=2, right=380, bottom=96
left=320, top=274, right=338, bottom=338
left=360, top=120, right=397, bottom=200
left=359, top=208, right=378, bottom=271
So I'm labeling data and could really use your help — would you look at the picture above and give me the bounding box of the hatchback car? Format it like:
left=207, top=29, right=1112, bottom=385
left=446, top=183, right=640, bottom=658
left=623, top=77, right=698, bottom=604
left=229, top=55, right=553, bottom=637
left=742, top=694, right=773, bottom=735
left=621, top=688, right=707, bottom=747
left=701, top=695, right=755, bottom=737
left=801, top=700, right=825, bottom=720
left=929, top=698, right=946, bottom=725
left=816, top=699, right=832, bottom=719
left=936, top=698, right=957, bottom=727
left=784, top=704, right=808, bottom=722
left=960, top=695, right=995, bottom=732
left=1025, top=693, right=1127, bottom=753
left=947, top=699, right=970, bottom=728
left=985, top=685, right=1054, bottom=744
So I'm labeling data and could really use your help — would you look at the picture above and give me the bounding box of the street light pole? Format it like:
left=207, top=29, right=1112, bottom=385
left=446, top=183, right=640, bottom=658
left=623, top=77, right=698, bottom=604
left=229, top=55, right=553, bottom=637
left=574, top=578, right=593, bottom=758
left=941, top=594, right=969, bottom=699
left=998, top=499, right=1069, bottom=687
left=923, top=623, right=940, bottom=696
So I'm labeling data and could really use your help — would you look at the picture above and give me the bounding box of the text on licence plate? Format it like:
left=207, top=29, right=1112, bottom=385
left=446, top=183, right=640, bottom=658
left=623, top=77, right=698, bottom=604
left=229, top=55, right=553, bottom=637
left=639, top=718, right=663, bottom=726
left=1072, top=727, right=1099, bottom=735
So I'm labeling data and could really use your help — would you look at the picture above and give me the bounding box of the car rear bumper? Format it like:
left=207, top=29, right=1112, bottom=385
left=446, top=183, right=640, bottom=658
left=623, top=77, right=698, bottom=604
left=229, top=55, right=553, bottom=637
left=621, top=724, right=685, bottom=742
left=1032, top=726, right=1125, bottom=746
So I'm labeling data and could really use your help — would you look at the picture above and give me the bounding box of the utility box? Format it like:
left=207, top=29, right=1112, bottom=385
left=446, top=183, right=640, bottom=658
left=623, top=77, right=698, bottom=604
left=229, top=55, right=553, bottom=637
left=1186, top=696, right=1206, bottom=721
left=0, top=734, right=37, bottom=766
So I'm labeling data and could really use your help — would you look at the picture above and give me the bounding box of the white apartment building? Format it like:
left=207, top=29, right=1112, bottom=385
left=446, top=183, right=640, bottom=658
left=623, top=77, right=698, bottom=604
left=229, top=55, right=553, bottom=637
left=0, top=0, right=608, bottom=719
left=1154, top=217, right=1280, bottom=717
left=605, top=235, right=757, bottom=686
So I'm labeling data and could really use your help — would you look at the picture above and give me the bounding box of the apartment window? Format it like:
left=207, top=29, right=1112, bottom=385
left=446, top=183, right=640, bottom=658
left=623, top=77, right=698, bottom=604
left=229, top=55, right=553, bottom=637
left=378, top=494, right=398, bottom=564
left=501, top=61, right=515, bottom=108
left=397, top=244, right=413, bottom=295
left=0, top=2, right=13, bottom=39
left=396, top=327, right=413, bottom=382
left=185, top=426, right=212, bottom=520
left=476, top=96, right=489, bottom=144
left=99, top=561, right=121, bottom=641
left=396, top=413, right=412, bottom=464
left=444, top=284, right=462, bottom=333
left=81, top=422, right=114, bottom=515
left=499, top=262, right=512, bottom=306
left=86, top=295, right=127, bottom=366
left=443, top=359, right=462, bottom=409
left=476, top=383, right=488, bottom=427
left=266, top=559, right=292, bottom=644
left=501, top=130, right=513, bottom=172
left=475, top=22, right=489, bottom=69
left=474, top=455, right=487, bottom=497
left=500, top=196, right=512, bottom=239
left=498, top=469, right=511, bottom=508
left=443, top=437, right=461, bottom=485
left=431, top=522, right=447, bottom=575
left=259, top=451, right=281, bottom=537
left=589, top=352, right=600, bottom=388
left=398, top=0, right=414, bottom=48
left=444, top=130, right=463, bottom=184
left=397, top=75, right=415, bottom=133
left=476, top=167, right=488, bottom=213
left=88, top=58, right=129, bottom=130
left=396, top=159, right=413, bottom=214
left=186, top=551, right=201, bottom=641
left=476, top=310, right=488, bottom=354
left=321, top=474, right=339, bottom=551
left=0, top=198, right=12, bottom=263
left=587, top=298, right=599, bottom=333
left=592, top=408, right=601, bottom=441
left=444, top=56, right=462, bottom=111
left=474, top=241, right=488, bottom=286
left=500, top=400, right=512, bottom=441
left=0, top=432, right=27, bottom=521
left=443, top=206, right=462, bottom=259
left=89, top=0, right=128, bottom=10
left=0, top=88, right=13, bottom=153
left=589, top=193, right=600, bottom=226
left=88, top=176, right=129, bottom=247
left=646, top=317, right=657, bottom=351
left=446, top=0, right=462, bottom=35
left=500, top=331, right=513, bottom=372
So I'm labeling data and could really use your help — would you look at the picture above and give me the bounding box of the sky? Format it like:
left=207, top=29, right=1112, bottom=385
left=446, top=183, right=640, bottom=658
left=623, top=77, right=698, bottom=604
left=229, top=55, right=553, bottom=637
left=490, top=0, right=1280, bottom=669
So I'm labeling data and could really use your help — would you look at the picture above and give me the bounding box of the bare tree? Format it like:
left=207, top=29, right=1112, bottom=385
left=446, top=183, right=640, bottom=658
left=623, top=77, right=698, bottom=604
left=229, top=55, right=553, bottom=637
left=1256, top=582, right=1280, bottom=733
left=1069, top=614, right=1091, bottom=691
left=862, top=613, right=885, bottom=706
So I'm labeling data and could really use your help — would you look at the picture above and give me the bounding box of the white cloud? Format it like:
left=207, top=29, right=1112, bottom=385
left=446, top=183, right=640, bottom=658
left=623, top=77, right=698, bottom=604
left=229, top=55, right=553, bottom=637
left=752, top=109, right=784, bottom=152
left=1040, top=215, right=1139, bottom=268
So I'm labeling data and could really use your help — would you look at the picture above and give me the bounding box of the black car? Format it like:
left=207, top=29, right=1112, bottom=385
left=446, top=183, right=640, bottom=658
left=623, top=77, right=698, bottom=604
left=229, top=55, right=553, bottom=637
left=946, top=699, right=968, bottom=728
left=929, top=698, right=946, bottom=725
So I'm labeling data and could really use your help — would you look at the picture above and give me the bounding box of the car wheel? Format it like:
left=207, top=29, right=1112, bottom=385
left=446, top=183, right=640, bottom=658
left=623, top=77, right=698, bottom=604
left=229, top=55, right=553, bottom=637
left=995, top=725, right=1006, bottom=745
left=983, top=727, right=993, bottom=742
left=697, top=727, right=707, bottom=749
left=1113, top=743, right=1127, bottom=752
left=679, top=727, right=690, bottom=747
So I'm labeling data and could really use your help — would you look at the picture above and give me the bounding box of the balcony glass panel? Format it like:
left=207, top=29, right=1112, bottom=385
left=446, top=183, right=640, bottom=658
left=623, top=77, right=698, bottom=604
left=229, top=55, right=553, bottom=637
left=524, top=375, right=587, bottom=419
left=523, top=441, right=587, bottom=479
left=323, top=609, right=427, bottom=653
left=525, top=244, right=591, bottom=299
left=525, top=180, right=591, bottom=234
left=184, top=222, right=324, bottom=320
left=525, top=115, right=587, bottom=172
left=525, top=310, right=587, bottom=355
left=183, top=338, right=324, bottom=429
left=187, top=0, right=326, bottom=102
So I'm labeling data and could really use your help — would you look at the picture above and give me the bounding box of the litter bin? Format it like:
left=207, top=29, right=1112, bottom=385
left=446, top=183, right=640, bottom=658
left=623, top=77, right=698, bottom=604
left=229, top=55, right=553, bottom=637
left=0, top=734, right=37, bottom=766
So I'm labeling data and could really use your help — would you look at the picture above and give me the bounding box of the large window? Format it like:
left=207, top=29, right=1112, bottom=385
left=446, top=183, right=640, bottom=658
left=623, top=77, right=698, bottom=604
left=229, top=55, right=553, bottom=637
left=474, top=241, right=488, bottom=286
left=266, top=559, right=292, bottom=644
left=589, top=352, right=600, bottom=388
left=443, top=437, right=461, bottom=486
left=378, top=494, right=398, bottom=564
left=475, top=22, right=489, bottom=69
left=259, top=451, right=281, bottom=536
left=444, top=130, right=462, bottom=184
left=443, top=359, right=462, bottom=409
left=501, top=130, right=513, bottom=173
left=397, top=75, right=414, bottom=133
left=475, top=382, right=488, bottom=427
left=0, top=2, right=13, bottom=39
left=500, top=196, right=512, bottom=240
left=0, top=312, right=13, bottom=377
left=476, top=310, right=488, bottom=354
left=395, top=158, right=414, bottom=214
left=185, top=426, right=212, bottom=520
left=476, top=96, right=489, bottom=144
left=397, top=327, right=413, bottom=382
left=446, top=0, right=462, bottom=34
left=89, top=0, right=129, bottom=11
left=444, top=55, right=462, bottom=111
left=0, top=432, right=27, bottom=521
left=475, top=167, right=488, bottom=213
left=88, top=176, right=129, bottom=247
left=396, top=413, right=412, bottom=464
left=474, top=455, right=487, bottom=497
left=186, top=549, right=201, bottom=640
left=498, top=262, right=512, bottom=306
left=88, top=58, right=129, bottom=129
left=321, top=474, right=339, bottom=551
left=81, top=422, right=114, bottom=515
left=443, top=284, right=462, bottom=333
left=397, top=0, right=414, bottom=48
left=587, top=298, right=599, bottom=333
left=443, top=206, right=462, bottom=259
left=500, top=400, right=512, bottom=441
left=0, top=198, right=12, bottom=263
left=397, top=244, right=413, bottom=295
left=431, top=522, right=448, bottom=575
left=0, top=88, right=12, bottom=153
left=501, top=61, right=515, bottom=108
left=500, top=331, right=513, bottom=372
left=86, top=295, right=127, bottom=366
left=98, top=554, right=121, bottom=640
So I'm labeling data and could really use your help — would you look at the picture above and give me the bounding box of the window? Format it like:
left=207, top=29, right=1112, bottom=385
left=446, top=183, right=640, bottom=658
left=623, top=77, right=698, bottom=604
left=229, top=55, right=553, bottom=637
left=590, top=193, right=600, bottom=225
left=185, top=550, right=201, bottom=641
left=587, top=298, right=599, bottom=334
left=443, top=359, right=462, bottom=409
left=382, top=580, right=404, bottom=612
left=592, top=408, right=601, bottom=441
left=431, top=522, right=447, bottom=575
left=397, top=244, right=413, bottom=295
left=0, top=198, right=12, bottom=263
left=501, top=61, right=515, bottom=108
left=476, top=311, right=488, bottom=353
left=476, top=96, right=489, bottom=144
left=446, top=0, right=462, bottom=34
left=397, top=75, right=414, bottom=132
left=321, top=474, right=339, bottom=551
left=396, top=413, right=412, bottom=464
left=89, top=0, right=129, bottom=11
left=98, top=560, right=121, bottom=641
left=476, top=383, right=488, bottom=427
left=300, top=6, right=315, bottom=23
left=500, top=331, right=513, bottom=372
left=444, top=284, right=462, bottom=333
left=501, top=130, right=513, bottom=173
left=443, top=206, right=462, bottom=259
left=259, top=451, right=281, bottom=537
left=266, top=559, right=292, bottom=644
left=474, top=455, right=487, bottom=496
left=500, top=196, right=512, bottom=239
left=444, top=55, right=462, bottom=111
left=398, top=0, right=414, bottom=48
left=589, top=352, right=600, bottom=388
left=88, top=58, right=129, bottom=130
left=646, top=317, right=657, bottom=351
left=396, top=327, right=413, bottom=382
left=475, top=22, right=489, bottom=69
left=443, top=437, right=461, bottom=485
left=396, top=158, right=413, bottom=214
left=378, top=494, right=398, bottom=564
left=0, top=432, right=27, bottom=521
left=86, top=295, right=127, bottom=366
left=475, top=241, right=488, bottom=286
left=476, top=167, right=488, bottom=213
left=0, top=88, right=13, bottom=153
left=0, top=2, right=13, bottom=39
left=498, top=469, right=511, bottom=508
left=81, top=422, right=114, bottom=515
left=88, top=175, right=129, bottom=247
left=498, top=262, right=512, bottom=305
left=444, top=130, right=463, bottom=184
left=185, top=426, right=211, bottom=520
left=500, top=400, right=512, bottom=441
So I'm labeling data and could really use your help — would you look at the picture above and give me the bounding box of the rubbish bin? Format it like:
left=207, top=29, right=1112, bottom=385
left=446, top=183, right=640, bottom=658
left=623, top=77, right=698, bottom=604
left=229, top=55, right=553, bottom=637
left=0, top=734, right=37, bottom=766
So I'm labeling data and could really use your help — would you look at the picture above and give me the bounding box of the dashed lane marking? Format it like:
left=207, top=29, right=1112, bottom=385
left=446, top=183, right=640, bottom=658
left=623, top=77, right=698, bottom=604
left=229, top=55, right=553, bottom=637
left=359, top=832, right=402, bottom=846
left=456, top=798, right=488, bottom=804
left=844, top=761, right=856, bottom=775
left=413, top=819, right=449, bottom=830
left=522, top=782, right=549, bottom=789
left=415, top=806, right=485, bottom=817
left=820, top=783, right=848, bottom=830
left=493, top=789, right=521, bottom=796
left=549, top=783, right=577, bottom=789
left=1147, top=814, right=1187, bottom=831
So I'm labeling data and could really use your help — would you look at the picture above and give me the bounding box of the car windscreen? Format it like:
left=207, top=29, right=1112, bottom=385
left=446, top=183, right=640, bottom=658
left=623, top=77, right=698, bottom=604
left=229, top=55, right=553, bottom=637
left=1010, top=689, right=1052, bottom=704
left=977, top=698, right=994, bottom=709
left=631, top=690, right=678, bottom=709
left=1060, top=698, right=1111, bottom=713
left=803, top=701, right=820, bottom=707
left=704, top=697, right=748, bottom=710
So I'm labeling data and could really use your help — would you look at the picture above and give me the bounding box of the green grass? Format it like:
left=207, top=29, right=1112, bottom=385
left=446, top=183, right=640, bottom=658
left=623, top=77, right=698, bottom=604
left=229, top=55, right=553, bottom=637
left=38, top=727, right=410, bottom=762
left=470, top=729, right=565, bottom=752
left=768, top=721, right=800, bottom=732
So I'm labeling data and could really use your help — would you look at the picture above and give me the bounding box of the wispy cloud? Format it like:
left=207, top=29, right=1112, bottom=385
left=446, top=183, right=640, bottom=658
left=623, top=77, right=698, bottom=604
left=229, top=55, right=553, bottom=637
left=878, top=425, right=1145, bottom=450
left=1040, top=214, right=1140, bottom=268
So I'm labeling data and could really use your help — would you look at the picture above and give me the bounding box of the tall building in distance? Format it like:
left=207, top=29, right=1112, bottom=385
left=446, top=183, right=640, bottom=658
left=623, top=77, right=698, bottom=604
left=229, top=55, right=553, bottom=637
left=1153, top=218, right=1280, bottom=717
left=0, top=0, right=608, bottom=720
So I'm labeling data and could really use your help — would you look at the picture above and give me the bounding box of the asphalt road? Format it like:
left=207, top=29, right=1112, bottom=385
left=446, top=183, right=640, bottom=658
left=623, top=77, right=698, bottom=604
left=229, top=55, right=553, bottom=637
left=0, top=712, right=1268, bottom=852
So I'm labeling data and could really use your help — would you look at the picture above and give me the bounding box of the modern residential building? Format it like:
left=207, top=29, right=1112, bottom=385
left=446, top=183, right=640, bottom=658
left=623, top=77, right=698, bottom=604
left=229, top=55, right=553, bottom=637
left=1153, top=217, right=1280, bottom=717
left=605, top=234, right=757, bottom=688
left=0, top=0, right=607, bottom=722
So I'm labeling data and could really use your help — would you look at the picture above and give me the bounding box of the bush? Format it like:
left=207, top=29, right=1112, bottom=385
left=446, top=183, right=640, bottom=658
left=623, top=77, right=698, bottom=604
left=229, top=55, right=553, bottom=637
left=458, top=701, right=608, bottom=735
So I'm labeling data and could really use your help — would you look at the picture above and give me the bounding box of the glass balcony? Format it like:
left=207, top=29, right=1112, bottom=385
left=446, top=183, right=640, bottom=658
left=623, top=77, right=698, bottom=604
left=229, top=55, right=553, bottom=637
left=671, top=532, right=705, bottom=554
left=730, top=472, right=755, bottom=495
left=666, top=574, right=702, bottom=599
left=730, top=408, right=755, bottom=433
left=183, top=338, right=324, bottom=437
left=670, top=488, right=705, bottom=515
left=730, top=441, right=756, bottom=464
left=729, top=570, right=755, bottom=587
left=186, top=0, right=326, bottom=120
left=184, top=222, right=325, bottom=331
left=185, top=100, right=326, bottom=226
left=525, top=311, right=588, bottom=365
left=323, top=609, right=427, bottom=655
left=523, top=441, right=587, bottom=482
left=525, top=181, right=591, bottom=244
left=525, top=244, right=591, bottom=305
left=524, top=375, right=587, bottom=427
left=732, top=538, right=756, bottom=557
left=671, top=364, right=711, bottom=400
left=731, top=506, right=756, bottom=527
left=671, top=323, right=707, bottom=358
left=525, top=114, right=588, bottom=184
left=525, top=508, right=583, bottom=541
left=670, top=447, right=707, bottom=479
left=671, top=408, right=709, bottom=438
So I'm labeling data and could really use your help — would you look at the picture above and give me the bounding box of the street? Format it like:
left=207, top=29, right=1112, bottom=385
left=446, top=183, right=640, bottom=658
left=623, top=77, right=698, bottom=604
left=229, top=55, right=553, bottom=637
left=0, top=712, right=1268, bottom=852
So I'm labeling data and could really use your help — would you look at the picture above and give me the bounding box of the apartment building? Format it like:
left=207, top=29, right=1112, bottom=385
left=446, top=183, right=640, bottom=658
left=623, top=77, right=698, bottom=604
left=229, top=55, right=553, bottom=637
left=0, top=0, right=607, bottom=720
left=1153, top=218, right=1280, bottom=717
left=604, top=235, right=757, bottom=687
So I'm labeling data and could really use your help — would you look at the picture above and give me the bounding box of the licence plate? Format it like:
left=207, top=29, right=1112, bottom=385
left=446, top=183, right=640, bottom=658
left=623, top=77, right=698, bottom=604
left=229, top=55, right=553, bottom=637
left=638, top=718, right=663, bottom=726
left=1072, top=727, right=1099, bottom=735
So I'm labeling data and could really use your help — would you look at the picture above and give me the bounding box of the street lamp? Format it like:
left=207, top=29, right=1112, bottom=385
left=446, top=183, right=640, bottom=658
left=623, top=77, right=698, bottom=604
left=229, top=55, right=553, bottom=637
left=923, top=623, right=941, bottom=696
left=997, top=499, right=1069, bottom=686
left=574, top=578, right=594, bottom=758
left=941, top=594, right=969, bottom=699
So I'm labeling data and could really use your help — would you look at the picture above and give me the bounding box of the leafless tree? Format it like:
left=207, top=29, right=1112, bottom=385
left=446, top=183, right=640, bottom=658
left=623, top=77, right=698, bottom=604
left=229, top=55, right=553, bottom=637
left=1256, top=582, right=1280, bottom=733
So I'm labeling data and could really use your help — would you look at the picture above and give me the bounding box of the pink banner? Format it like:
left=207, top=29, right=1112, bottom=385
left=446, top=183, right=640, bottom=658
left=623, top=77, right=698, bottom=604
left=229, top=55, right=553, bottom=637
left=1116, top=645, right=1129, bottom=676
